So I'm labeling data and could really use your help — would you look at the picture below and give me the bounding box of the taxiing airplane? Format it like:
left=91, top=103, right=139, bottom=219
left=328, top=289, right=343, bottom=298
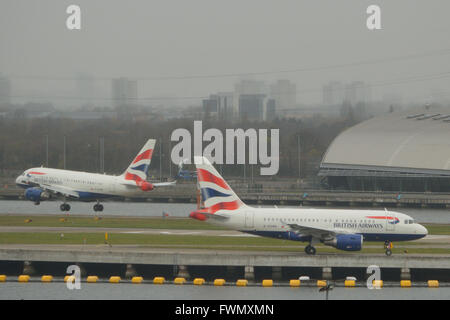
left=189, top=157, right=428, bottom=255
left=16, top=139, right=176, bottom=212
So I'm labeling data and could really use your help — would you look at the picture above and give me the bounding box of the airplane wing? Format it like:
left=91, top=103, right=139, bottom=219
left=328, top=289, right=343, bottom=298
left=284, top=222, right=351, bottom=240
left=40, top=184, right=80, bottom=198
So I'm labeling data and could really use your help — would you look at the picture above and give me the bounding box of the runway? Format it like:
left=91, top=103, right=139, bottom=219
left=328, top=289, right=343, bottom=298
left=0, top=225, right=448, bottom=239
left=0, top=226, right=449, bottom=250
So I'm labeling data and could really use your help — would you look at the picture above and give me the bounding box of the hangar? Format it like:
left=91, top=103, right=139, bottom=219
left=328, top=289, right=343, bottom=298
left=319, top=106, right=450, bottom=192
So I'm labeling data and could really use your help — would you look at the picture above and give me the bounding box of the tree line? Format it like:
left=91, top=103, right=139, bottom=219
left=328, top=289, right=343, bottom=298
left=0, top=114, right=357, bottom=180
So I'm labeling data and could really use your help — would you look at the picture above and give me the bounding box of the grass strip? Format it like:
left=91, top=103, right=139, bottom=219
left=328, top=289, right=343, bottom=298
left=0, top=215, right=227, bottom=230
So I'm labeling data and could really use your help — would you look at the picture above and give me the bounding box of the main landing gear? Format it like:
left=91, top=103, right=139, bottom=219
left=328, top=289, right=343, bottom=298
left=304, top=238, right=319, bottom=255
left=58, top=202, right=104, bottom=212
left=305, top=245, right=317, bottom=255
left=384, top=241, right=393, bottom=256
left=93, top=202, right=104, bottom=212
left=60, top=203, right=71, bottom=212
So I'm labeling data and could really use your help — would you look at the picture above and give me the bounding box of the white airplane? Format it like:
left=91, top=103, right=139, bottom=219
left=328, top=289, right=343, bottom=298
left=189, top=157, right=428, bottom=256
left=16, top=139, right=176, bottom=212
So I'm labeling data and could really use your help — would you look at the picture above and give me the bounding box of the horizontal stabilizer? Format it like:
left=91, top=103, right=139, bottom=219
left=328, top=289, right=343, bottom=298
left=190, top=209, right=231, bottom=221
left=153, top=181, right=177, bottom=187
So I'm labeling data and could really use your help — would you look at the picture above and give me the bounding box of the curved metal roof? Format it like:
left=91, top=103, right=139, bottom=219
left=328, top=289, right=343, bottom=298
left=321, top=106, right=450, bottom=174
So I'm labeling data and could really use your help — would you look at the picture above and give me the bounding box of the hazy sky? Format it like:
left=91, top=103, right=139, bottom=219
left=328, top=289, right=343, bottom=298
left=1, top=0, right=450, bottom=107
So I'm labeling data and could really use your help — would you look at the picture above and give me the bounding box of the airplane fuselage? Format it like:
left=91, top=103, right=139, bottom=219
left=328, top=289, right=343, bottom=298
left=16, top=167, right=146, bottom=200
left=201, top=207, right=428, bottom=243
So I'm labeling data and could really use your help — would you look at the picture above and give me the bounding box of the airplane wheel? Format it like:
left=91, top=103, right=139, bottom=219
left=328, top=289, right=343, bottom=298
left=98, top=204, right=104, bottom=212
left=305, top=245, right=316, bottom=255
left=60, top=204, right=71, bottom=212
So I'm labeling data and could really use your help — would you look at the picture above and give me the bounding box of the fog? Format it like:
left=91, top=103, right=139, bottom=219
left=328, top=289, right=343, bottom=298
left=1, top=0, right=450, bottom=107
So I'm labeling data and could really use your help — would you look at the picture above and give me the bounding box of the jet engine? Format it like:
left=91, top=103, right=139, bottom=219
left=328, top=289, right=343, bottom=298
left=24, top=187, right=51, bottom=203
left=323, top=234, right=363, bottom=251
left=138, top=181, right=154, bottom=191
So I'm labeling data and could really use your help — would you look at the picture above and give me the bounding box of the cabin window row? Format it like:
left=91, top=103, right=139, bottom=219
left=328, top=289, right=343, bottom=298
left=63, top=178, right=97, bottom=185
left=263, top=217, right=377, bottom=224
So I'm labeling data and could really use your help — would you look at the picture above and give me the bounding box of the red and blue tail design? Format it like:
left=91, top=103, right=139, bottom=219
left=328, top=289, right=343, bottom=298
left=122, top=139, right=156, bottom=184
left=194, top=156, right=245, bottom=214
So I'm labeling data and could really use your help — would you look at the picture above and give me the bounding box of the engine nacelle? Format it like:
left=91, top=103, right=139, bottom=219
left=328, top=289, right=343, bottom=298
left=24, top=187, right=50, bottom=203
left=138, top=181, right=154, bottom=191
left=323, top=234, right=363, bottom=251
left=189, top=211, right=208, bottom=221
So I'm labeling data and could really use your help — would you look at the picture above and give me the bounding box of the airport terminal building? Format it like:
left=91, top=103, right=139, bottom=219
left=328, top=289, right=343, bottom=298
left=319, top=106, right=450, bottom=192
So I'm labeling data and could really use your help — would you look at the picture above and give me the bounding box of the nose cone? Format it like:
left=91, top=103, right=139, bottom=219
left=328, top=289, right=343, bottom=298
left=418, top=224, right=428, bottom=238
left=15, top=174, right=28, bottom=188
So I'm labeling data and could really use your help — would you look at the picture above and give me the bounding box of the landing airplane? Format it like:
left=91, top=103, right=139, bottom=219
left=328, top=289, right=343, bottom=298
left=16, top=139, right=176, bottom=212
left=189, top=157, right=428, bottom=255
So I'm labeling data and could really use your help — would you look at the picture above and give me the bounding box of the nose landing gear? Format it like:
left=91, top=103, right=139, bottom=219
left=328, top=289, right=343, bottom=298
left=384, top=241, right=393, bottom=256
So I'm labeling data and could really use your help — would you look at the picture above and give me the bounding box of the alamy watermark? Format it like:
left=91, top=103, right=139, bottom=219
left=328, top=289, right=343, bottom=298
left=66, top=265, right=81, bottom=290
left=171, top=121, right=279, bottom=175
left=66, top=5, right=381, bottom=31
left=366, top=265, right=382, bottom=289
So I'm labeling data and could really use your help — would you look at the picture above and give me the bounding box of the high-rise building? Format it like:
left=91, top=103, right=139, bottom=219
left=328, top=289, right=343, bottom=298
left=270, top=79, right=296, bottom=110
left=323, top=81, right=372, bottom=106
left=216, top=92, right=233, bottom=121
left=202, top=95, right=218, bottom=117
left=76, top=73, right=94, bottom=107
left=202, top=92, right=234, bottom=120
left=323, top=81, right=344, bottom=106
left=0, top=74, right=11, bottom=105
left=265, top=98, right=276, bottom=121
left=238, top=94, right=275, bottom=122
left=111, top=77, right=138, bottom=108
left=234, top=79, right=266, bottom=95
left=239, top=94, right=265, bottom=121
left=344, top=81, right=371, bottom=105
left=234, top=80, right=267, bottom=118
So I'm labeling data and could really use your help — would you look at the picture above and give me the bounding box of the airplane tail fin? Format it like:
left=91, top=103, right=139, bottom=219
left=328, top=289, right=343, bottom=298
left=193, top=156, right=246, bottom=213
left=122, top=139, right=156, bottom=183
